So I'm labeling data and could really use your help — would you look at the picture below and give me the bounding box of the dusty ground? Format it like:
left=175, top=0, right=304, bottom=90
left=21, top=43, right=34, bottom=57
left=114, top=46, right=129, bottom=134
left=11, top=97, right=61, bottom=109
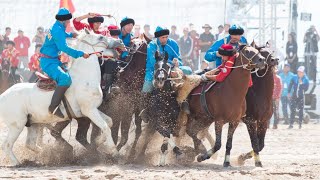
left=0, top=119, right=319, bottom=180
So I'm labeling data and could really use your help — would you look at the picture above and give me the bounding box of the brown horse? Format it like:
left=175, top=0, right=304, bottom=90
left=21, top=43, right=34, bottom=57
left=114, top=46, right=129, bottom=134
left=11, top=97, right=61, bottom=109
left=186, top=45, right=265, bottom=167
left=48, top=35, right=151, bottom=156
left=238, top=44, right=279, bottom=167
left=0, top=59, right=22, bottom=94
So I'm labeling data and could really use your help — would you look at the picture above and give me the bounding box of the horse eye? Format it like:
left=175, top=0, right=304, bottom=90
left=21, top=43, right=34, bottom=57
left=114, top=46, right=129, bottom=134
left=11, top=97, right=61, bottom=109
left=98, top=36, right=104, bottom=41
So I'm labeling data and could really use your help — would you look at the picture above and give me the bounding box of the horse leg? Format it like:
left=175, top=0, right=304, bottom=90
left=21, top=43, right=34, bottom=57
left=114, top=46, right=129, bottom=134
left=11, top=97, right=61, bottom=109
left=196, top=126, right=219, bottom=160
left=223, top=121, right=240, bottom=167
left=81, top=108, right=118, bottom=157
left=75, top=117, right=91, bottom=150
left=26, top=124, right=42, bottom=153
left=238, top=118, right=261, bottom=167
left=117, top=116, right=131, bottom=151
left=253, top=119, right=269, bottom=167
left=50, top=120, right=70, bottom=141
left=197, top=121, right=223, bottom=162
left=134, top=123, right=155, bottom=162
left=36, top=124, right=44, bottom=147
left=119, top=117, right=137, bottom=162
left=2, top=120, right=25, bottom=166
left=159, top=137, right=169, bottom=166
left=127, top=112, right=144, bottom=162
left=186, top=118, right=206, bottom=154
left=110, top=117, right=120, bottom=146
left=49, top=120, right=73, bottom=150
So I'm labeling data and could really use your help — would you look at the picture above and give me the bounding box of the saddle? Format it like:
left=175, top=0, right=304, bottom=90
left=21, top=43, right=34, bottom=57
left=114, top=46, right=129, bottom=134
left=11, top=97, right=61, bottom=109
left=35, top=71, right=56, bottom=91
left=190, top=81, right=216, bottom=96
left=190, top=81, right=217, bottom=118
left=34, top=71, right=76, bottom=121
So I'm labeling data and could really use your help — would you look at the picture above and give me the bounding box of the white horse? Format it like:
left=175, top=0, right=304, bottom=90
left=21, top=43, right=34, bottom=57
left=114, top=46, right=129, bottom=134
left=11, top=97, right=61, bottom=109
left=0, top=29, right=124, bottom=166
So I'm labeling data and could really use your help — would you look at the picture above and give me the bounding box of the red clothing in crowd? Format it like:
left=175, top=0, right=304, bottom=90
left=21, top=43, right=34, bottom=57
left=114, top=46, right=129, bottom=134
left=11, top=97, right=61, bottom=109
left=73, top=19, right=110, bottom=36
left=191, top=36, right=200, bottom=60
left=28, top=53, right=40, bottom=71
left=273, top=74, right=282, bottom=99
left=13, top=36, right=30, bottom=56
left=0, top=48, right=20, bottom=67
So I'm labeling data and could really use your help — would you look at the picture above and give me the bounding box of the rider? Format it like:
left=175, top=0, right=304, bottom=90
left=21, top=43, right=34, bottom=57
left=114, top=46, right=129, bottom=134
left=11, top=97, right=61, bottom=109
left=119, top=17, right=135, bottom=60
left=73, top=13, right=110, bottom=36
left=142, top=26, right=192, bottom=113
left=108, top=25, right=121, bottom=39
left=205, top=24, right=247, bottom=67
left=202, top=44, right=238, bottom=81
left=40, top=8, right=89, bottom=118
left=0, top=40, right=19, bottom=81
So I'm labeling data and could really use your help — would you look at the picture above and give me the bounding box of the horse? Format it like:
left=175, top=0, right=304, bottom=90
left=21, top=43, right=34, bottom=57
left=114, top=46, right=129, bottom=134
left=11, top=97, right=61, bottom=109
left=0, top=29, right=123, bottom=166
left=134, top=51, right=184, bottom=166
left=0, top=59, right=23, bottom=94
left=237, top=42, right=279, bottom=167
left=186, top=45, right=266, bottom=167
left=47, top=34, right=151, bottom=160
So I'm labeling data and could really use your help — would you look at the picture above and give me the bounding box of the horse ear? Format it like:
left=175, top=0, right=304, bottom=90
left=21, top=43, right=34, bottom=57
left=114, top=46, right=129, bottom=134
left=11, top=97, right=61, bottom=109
left=239, top=44, right=246, bottom=51
left=250, top=40, right=256, bottom=47
left=155, top=51, right=161, bottom=61
left=266, top=41, right=270, bottom=47
left=143, top=33, right=152, bottom=44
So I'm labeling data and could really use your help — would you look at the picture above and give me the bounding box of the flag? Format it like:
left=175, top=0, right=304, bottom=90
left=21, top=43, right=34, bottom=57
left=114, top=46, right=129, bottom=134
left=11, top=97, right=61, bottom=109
left=59, top=0, right=75, bottom=32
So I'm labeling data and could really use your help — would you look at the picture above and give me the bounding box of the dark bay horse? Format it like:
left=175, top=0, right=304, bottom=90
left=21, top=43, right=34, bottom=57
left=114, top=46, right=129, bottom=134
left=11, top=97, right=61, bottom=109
left=238, top=43, right=279, bottom=167
left=186, top=45, right=266, bottom=167
left=0, top=59, right=22, bottom=94
left=135, top=51, right=183, bottom=166
left=48, top=35, right=151, bottom=156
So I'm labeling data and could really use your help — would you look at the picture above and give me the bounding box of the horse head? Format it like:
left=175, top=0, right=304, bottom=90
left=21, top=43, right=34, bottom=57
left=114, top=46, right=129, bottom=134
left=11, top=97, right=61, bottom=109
left=153, top=51, right=171, bottom=89
left=250, top=40, right=278, bottom=67
left=238, top=45, right=265, bottom=70
left=259, top=47, right=278, bottom=67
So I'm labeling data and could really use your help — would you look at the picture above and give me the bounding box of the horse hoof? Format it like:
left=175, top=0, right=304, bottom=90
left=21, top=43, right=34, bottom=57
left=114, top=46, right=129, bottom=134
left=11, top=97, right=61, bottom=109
left=223, top=161, right=231, bottom=167
left=197, top=154, right=209, bottom=162
left=255, top=161, right=263, bottom=167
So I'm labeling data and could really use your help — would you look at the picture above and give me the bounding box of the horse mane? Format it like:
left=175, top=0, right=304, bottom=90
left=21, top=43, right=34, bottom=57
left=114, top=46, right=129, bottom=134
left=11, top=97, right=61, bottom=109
left=67, top=30, right=93, bottom=69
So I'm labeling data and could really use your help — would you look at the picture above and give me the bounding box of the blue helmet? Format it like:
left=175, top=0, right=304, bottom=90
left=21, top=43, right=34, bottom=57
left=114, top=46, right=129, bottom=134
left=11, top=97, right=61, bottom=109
left=154, top=26, right=170, bottom=38
left=120, top=17, right=135, bottom=29
left=228, top=24, right=244, bottom=35
left=55, top=8, right=72, bottom=21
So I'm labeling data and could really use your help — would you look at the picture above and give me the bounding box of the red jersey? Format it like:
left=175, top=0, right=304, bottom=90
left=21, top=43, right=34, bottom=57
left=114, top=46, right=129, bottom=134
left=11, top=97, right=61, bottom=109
left=0, top=48, right=20, bottom=67
left=29, top=53, right=40, bottom=71
left=13, top=36, right=30, bottom=56
left=73, top=19, right=110, bottom=36
left=215, top=55, right=253, bottom=87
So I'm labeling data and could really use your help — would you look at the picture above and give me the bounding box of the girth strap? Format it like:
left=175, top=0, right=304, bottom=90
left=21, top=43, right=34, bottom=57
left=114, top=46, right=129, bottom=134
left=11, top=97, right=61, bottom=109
left=200, top=83, right=214, bottom=118
left=62, top=96, right=76, bottom=120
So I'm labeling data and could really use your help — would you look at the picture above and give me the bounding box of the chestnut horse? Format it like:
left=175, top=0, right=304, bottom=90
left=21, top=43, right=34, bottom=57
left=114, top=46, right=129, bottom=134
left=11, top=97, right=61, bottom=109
left=186, top=45, right=265, bottom=167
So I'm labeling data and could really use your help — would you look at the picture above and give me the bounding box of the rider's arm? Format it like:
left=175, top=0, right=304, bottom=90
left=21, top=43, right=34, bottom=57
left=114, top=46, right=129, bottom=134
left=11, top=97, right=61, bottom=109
left=51, top=28, right=84, bottom=58
left=204, top=39, right=223, bottom=62
left=169, top=40, right=183, bottom=66
left=73, top=18, right=90, bottom=31
left=144, top=44, right=157, bottom=82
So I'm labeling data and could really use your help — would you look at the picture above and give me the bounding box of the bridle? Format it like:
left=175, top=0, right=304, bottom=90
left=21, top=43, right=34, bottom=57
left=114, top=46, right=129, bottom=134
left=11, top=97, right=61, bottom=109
left=120, top=41, right=147, bottom=70
left=251, top=49, right=273, bottom=77
left=225, top=46, right=260, bottom=70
